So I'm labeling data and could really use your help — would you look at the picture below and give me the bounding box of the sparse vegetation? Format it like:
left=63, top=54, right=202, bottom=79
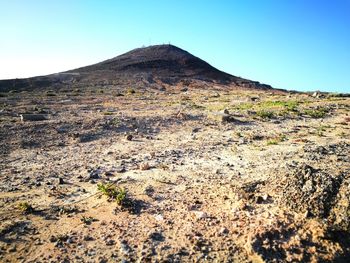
left=108, top=117, right=120, bottom=126
left=266, top=139, right=279, bottom=145
left=80, top=216, right=95, bottom=225
left=17, top=202, right=34, bottom=213
left=97, top=183, right=127, bottom=205
left=229, top=99, right=304, bottom=118
left=315, top=125, right=330, bottom=137
left=115, top=188, right=127, bottom=205
left=127, top=88, right=136, bottom=94
left=235, top=132, right=242, bottom=138
left=258, top=100, right=294, bottom=110
left=256, top=110, right=274, bottom=119
left=235, top=102, right=254, bottom=111
left=157, top=163, right=169, bottom=170
left=266, top=134, right=287, bottom=145
left=187, top=101, right=205, bottom=110
left=338, top=131, right=347, bottom=138
left=1, top=44, right=350, bottom=262
left=50, top=234, right=69, bottom=243
left=303, top=107, right=328, bottom=118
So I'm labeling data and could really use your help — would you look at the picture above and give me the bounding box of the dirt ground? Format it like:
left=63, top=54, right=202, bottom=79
left=0, top=86, right=349, bottom=262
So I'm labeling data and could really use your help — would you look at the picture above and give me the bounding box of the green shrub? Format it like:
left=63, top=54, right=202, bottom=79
left=266, top=139, right=279, bottom=145
left=17, top=202, right=34, bottom=213
left=256, top=110, right=274, bottom=119
left=127, top=88, right=136, bottom=94
left=80, top=216, right=95, bottom=225
left=97, top=183, right=127, bottom=205
left=266, top=134, right=287, bottom=145
left=303, top=107, right=328, bottom=118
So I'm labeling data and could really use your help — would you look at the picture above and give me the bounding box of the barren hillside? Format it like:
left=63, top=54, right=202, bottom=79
left=0, top=46, right=349, bottom=262
left=0, top=45, right=272, bottom=93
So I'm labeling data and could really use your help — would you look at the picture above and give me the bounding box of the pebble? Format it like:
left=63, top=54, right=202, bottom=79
left=193, top=211, right=207, bottom=220
left=58, top=177, right=65, bottom=184
left=105, top=239, right=115, bottom=246
left=192, top=127, right=200, bottom=133
left=120, top=241, right=131, bottom=255
left=83, top=235, right=94, bottom=241
left=262, top=193, right=269, bottom=201
left=255, top=196, right=264, bottom=204
left=144, top=185, right=155, bottom=196
left=219, top=227, right=229, bottom=235
left=154, top=214, right=164, bottom=221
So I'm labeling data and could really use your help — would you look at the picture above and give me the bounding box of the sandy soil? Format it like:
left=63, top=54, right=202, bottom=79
left=0, top=86, right=349, bottom=262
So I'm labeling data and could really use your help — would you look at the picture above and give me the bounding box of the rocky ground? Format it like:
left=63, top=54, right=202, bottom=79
left=0, top=86, right=349, bottom=262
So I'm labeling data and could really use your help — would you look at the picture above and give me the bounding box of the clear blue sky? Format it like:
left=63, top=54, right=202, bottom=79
left=0, top=0, right=349, bottom=92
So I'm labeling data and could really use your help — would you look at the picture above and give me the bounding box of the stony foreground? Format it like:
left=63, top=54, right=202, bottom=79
left=0, top=86, right=349, bottom=262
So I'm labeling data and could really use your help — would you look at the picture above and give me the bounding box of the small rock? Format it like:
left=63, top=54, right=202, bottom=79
left=250, top=96, right=260, bottom=102
left=262, top=193, right=269, bottom=201
left=144, top=185, right=155, bottom=196
left=7, top=245, right=17, bottom=253
left=140, top=163, right=151, bottom=171
left=83, top=235, right=94, bottom=241
left=255, top=196, right=264, bottom=204
left=222, top=114, right=236, bottom=123
left=215, top=169, right=222, bottom=175
left=34, top=239, right=42, bottom=245
left=105, top=239, right=115, bottom=246
left=304, top=210, right=311, bottom=218
left=120, top=241, right=131, bottom=255
left=154, top=214, right=164, bottom=221
left=222, top=109, right=230, bottom=114
left=54, top=241, right=63, bottom=248
left=149, top=232, right=165, bottom=242
left=194, top=211, right=207, bottom=220
left=180, top=87, right=188, bottom=92
left=115, top=166, right=126, bottom=173
left=88, top=168, right=103, bottom=180
left=58, top=178, right=65, bottom=185
left=20, top=114, right=48, bottom=122
left=192, top=127, right=200, bottom=133
left=126, top=134, right=133, bottom=141
left=219, top=227, right=229, bottom=235
left=302, top=179, right=314, bottom=193
left=105, top=171, right=115, bottom=177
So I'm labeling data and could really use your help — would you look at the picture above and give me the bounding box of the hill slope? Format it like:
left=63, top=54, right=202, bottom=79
left=0, top=45, right=273, bottom=92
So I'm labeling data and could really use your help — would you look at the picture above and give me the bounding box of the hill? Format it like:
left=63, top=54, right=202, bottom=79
left=0, top=45, right=273, bottom=92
